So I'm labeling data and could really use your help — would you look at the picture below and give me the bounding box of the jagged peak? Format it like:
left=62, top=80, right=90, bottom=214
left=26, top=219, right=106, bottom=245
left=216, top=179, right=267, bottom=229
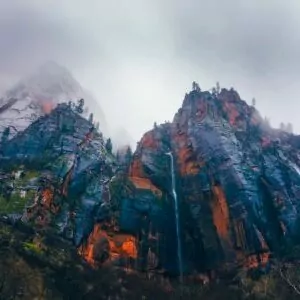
left=0, top=61, right=108, bottom=138
left=178, top=85, right=258, bottom=124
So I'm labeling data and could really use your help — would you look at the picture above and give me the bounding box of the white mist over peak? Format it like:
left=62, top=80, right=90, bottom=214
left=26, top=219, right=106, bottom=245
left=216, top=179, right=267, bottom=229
left=0, top=61, right=107, bottom=137
left=111, top=127, right=136, bottom=151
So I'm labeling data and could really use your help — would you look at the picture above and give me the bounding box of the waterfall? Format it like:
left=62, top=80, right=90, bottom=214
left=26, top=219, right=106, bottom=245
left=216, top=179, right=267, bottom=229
left=166, top=152, right=183, bottom=283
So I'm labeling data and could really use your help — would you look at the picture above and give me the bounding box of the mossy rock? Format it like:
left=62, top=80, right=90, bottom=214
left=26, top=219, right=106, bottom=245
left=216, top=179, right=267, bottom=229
left=0, top=190, right=35, bottom=214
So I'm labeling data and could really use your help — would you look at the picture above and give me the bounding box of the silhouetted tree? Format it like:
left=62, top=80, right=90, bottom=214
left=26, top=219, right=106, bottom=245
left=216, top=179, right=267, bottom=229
left=192, top=81, right=201, bottom=92
left=105, top=138, right=112, bottom=153
left=280, top=122, right=285, bottom=131
left=216, top=82, right=220, bottom=94
left=75, top=98, right=85, bottom=114
left=264, top=116, right=271, bottom=127
left=192, top=81, right=196, bottom=90
left=116, top=150, right=120, bottom=162
left=125, top=146, right=133, bottom=163
left=68, top=101, right=76, bottom=111
left=84, top=106, right=89, bottom=115
left=1, top=127, right=10, bottom=145
left=252, top=98, right=256, bottom=107
left=95, top=122, right=100, bottom=131
left=286, top=123, right=293, bottom=134
left=211, top=87, right=217, bottom=96
left=88, top=113, right=94, bottom=124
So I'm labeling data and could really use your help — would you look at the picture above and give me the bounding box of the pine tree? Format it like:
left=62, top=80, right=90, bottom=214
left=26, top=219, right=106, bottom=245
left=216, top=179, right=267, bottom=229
left=88, top=113, right=94, bottom=124
left=264, top=117, right=271, bottom=127
left=125, top=146, right=133, bottom=164
left=192, top=81, right=197, bottom=91
left=75, top=98, right=85, bottom=114
left=116, top=150, right=120, bottom=162
left=216, top=82, right=220, bottom=94
left=1, top=127, right=10, bottom=145
left=105, top=138, right=113, bottom=153
left=252, top=98, right=256, bottom=107
left=192, top=81, right=201, bottom=92
left=84, top=106, right=89, bottom=115
left=95, top=122, right=100, bottom=131
left=286, top=123, right=293, bottom=134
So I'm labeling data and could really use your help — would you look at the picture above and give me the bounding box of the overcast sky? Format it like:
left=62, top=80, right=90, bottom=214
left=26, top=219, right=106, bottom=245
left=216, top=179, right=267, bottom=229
left=0, top=0, right=300, bottom=145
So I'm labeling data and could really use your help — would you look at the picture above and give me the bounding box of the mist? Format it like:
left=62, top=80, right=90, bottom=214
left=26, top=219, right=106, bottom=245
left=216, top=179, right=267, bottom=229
left=1, top=0, right=300, bottom=147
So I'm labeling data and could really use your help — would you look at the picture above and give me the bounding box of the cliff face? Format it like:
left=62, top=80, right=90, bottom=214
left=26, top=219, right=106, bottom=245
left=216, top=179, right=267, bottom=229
left=0, top=103, right=113, bottom=246
left=2, top=84, right=300, bottom=281
left=82, top=87, right=300, bottom=277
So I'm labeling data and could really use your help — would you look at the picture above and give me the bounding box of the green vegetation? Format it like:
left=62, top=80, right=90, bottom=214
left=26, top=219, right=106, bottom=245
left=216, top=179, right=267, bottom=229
left=0, top=126, right=10, bottom=145
left=0, top=190, right=35, bottom=214
left=105, top=138, right=113, bottom=154
left=109, top=176, right=135, bottom=209
left=2, top=219, right=300, bottom=299
left=23, top=242, right=43, bottom=255
left=15, top=170, right=39, bottom=185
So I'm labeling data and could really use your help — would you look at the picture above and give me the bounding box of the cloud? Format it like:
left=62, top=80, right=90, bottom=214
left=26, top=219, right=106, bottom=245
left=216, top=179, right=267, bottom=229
left=0, top=2, right=83, bottom=73
left=168, top=0, right=300, bottom=78
left=1, top=0, right=300, bottom=144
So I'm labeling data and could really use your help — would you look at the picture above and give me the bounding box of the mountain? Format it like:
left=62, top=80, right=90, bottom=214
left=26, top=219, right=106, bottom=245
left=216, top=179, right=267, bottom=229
left=0, top=61, right=107, bottom=138
left=81, top=86, right=300, bottom=277
left=1, top=83, right=300, bottom=299
left=0, top=103, right=114, bottom=246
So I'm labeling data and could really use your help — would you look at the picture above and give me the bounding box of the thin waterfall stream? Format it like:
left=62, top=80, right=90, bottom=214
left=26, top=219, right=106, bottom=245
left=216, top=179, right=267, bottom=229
left=166, top=152, right=183, bottom=283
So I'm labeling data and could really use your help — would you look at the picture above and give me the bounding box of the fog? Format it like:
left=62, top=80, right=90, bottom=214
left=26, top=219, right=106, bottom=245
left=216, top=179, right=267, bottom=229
left=1, top=0, right=300, bottom=147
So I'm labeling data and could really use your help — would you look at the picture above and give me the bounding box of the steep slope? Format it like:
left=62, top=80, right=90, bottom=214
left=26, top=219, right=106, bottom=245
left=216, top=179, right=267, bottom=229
left=2, top=81, right=300, bottom=288
left=0, top=61, right=107, bottom=138
left=0, top=103, right=113, bottom=246
left=81, top=86, right=300, bottom=278
left=0, top=219, right=174, bottom=300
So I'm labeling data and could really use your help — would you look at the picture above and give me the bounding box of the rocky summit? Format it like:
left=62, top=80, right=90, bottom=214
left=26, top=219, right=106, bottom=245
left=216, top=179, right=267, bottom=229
left=1, top=80, right=300, bottom=299
left=81, top=85, right=300, bottom=277
left=0, top=61, right=107, bottom=139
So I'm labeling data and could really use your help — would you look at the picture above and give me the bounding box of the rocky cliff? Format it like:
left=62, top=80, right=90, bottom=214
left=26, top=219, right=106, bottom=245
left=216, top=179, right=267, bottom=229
left=2, top=83, right=300, bottom=286
left=0, top=103, right=114, bottom=247
left=81, top=86, right=300, bottom=279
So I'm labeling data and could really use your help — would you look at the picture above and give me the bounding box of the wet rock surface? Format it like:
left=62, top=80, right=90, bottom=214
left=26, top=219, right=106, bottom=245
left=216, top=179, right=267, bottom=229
left=2, top=84, right=300, bottom=291
left=121, top=88, right=300, bottom=276
left=0, top=103, right=113, bottom=247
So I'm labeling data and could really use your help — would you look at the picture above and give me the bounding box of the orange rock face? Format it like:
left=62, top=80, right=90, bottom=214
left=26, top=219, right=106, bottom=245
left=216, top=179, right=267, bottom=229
left=124, top=88, right=277, bottom=275
left=41, top=188, right=54, bottom=209
left=173, top=129, right=201, bottom=176
left=140, top=131, right=158, bottom=150
left=78, top=88, right=299, bottom=278
left=223, top=101, right=240, bottom=126
left=211, top=186, right=231, bottom=244
left=129, top=158, right=144, bottom=177
left=244, top=252, right=270, bottom=269
left=41, top=101, right=55, bottom=114
left=79, top=224, right=138, bottom=266
left=129, top=176, right=162, bottom=198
